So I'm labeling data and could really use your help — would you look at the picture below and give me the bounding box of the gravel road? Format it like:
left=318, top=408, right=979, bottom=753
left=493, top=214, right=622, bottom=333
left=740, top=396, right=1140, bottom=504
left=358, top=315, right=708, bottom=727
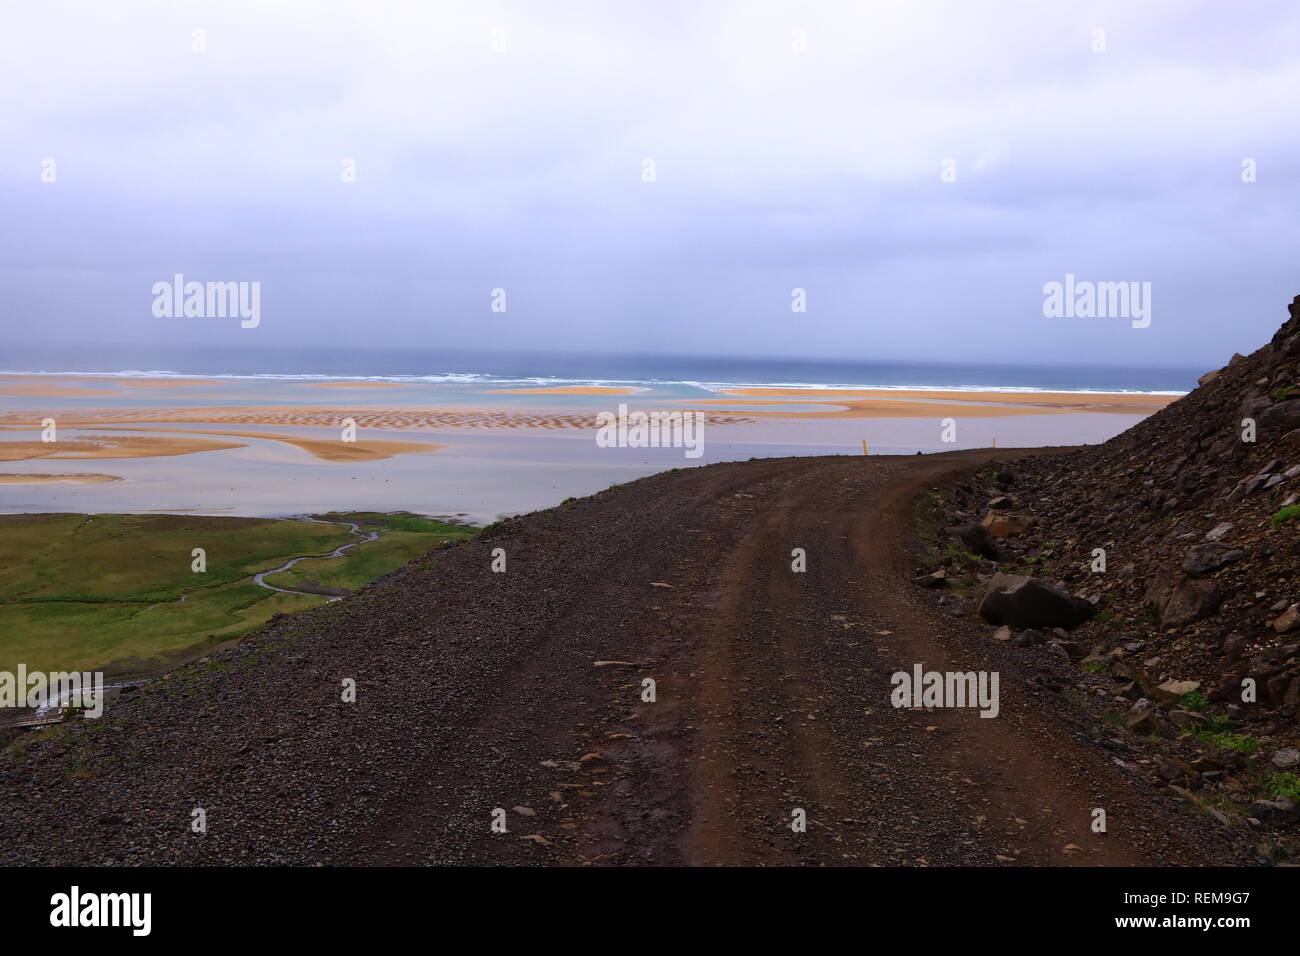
left=0, top=450, right=1245, bottom=865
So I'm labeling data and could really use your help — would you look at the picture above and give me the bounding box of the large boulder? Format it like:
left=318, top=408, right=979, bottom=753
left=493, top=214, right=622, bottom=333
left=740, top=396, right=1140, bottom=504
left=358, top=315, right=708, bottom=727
left=977, top=573, right=1095, bottom=630
left=1161, top=578, right=1223, bottom=627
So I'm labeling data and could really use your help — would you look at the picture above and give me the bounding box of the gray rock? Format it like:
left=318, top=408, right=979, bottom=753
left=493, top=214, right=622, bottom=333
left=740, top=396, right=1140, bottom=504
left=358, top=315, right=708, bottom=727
left=1182, top=543, right=1245, bottom=575
left=1011, top=628, right=1048, bottom=647
left=1205, top=522, right=1235, bottom=541
left=1260, top=398, right=1300, bottom=432
left=1249, top=796, right=1298, bottom=826
left=1271, top=748, right=1300, bottom=770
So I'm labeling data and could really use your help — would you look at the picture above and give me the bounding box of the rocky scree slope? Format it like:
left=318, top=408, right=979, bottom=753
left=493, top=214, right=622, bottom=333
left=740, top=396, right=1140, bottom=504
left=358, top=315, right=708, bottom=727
left=916, top=295, right=1300, bottom=849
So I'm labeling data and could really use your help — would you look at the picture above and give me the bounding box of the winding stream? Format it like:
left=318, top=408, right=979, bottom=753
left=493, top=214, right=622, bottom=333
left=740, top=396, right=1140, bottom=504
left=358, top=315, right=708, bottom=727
left=252, top=517, right=379, bottom=602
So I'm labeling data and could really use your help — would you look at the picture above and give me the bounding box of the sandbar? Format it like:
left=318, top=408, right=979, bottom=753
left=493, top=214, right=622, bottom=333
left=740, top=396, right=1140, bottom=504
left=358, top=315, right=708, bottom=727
left=704, top=387, right=1180, bottom=418
left=0, top=435, right=246, bottom=461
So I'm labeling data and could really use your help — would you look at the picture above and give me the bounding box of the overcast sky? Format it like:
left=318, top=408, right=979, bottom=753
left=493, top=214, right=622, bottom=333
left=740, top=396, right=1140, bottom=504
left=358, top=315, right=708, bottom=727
left=3, top=0, right=1299, bottom=369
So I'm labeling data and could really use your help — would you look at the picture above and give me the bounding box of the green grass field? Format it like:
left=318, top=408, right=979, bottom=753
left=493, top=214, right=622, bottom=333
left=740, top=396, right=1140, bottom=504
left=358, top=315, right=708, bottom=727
left=0, top=512, right=475, bottom=675
left=262, top=513, right=470, bottom=595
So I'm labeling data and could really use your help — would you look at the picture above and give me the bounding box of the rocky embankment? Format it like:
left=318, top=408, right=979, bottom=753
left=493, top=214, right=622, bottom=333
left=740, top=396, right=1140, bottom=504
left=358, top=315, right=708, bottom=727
left=915, top=295, right=1300, bottom=857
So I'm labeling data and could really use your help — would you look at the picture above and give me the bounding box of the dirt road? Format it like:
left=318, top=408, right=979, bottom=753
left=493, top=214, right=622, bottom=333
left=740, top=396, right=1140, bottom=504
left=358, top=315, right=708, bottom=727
left=0, top=451, right=1242, bottom=865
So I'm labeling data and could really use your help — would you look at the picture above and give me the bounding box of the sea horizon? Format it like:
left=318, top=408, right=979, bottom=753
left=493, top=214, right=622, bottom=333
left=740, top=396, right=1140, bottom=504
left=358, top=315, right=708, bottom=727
left=0, top=347, right=1199, bottom=396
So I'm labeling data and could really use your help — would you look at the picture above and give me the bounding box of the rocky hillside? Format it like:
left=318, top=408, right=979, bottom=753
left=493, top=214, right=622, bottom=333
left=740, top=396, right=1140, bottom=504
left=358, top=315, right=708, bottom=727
left=916, top=294, right=1300, bottom=845
left=1015, top=295, right=1300, bottom=706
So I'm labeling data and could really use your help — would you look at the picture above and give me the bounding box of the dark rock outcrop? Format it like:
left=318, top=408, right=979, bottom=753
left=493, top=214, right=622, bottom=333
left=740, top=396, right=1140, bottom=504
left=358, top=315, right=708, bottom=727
left=977, top=573, right=1095, bottom=630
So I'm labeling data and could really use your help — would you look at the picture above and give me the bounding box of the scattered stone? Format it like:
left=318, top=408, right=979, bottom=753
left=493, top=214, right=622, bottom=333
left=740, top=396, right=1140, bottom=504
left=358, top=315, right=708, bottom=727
left=1272, top=604, right=1300, bottom=633
left=1126, top=701, right=1157, bottom=733
left=981, top=511, right=1030, bottom=539
left=1222, top=633, right=1248, bottom=660
left=1011, top=628, right=1047, bottom=647
left=1182, top=543, right=1245, bottom=575
left=1168, top=709, right=1209, bottom=730
left=1051, top=638, right=1086, bottom=661
left=1161, top=578, right=1223, bottom=628
left=913, top=569, right=948, bottom=588
left=1271, top=748, right=1300, bottom=770
left=1150, top=680, right=1201, bottom=705
left=1205, top=522, right=1235, bottom=541
left=1249, top=797, right=1298, bottom=827
left=1261, top=399, right=1300, bottom=432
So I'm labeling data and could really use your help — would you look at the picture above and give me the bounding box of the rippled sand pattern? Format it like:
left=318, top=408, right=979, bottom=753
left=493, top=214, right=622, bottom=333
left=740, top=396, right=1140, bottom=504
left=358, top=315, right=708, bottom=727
left=0, top=406, right=756, bottom=431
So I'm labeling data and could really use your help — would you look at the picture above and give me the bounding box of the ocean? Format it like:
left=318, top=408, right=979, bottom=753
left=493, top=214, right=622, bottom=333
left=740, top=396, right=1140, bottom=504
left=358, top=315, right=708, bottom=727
left=1, top=345, right=1197, bottom=394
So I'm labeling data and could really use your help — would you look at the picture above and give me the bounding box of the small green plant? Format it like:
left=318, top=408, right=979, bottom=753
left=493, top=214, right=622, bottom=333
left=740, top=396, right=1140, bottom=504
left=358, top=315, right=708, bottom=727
left=1179, top=690, right=1209, bottom=712
left=1270, top=385, right=1297, bottom=401
left=1193, top=729, right=1260, bottom=753
left=1266, top=772, right=1300, bottom=802
left=1271, top=505, right=1300, bottom=528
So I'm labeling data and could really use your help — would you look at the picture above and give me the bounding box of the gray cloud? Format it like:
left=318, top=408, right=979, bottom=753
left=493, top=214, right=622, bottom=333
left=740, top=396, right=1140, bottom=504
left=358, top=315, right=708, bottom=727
left=3, top=0, right=1299, bottom=368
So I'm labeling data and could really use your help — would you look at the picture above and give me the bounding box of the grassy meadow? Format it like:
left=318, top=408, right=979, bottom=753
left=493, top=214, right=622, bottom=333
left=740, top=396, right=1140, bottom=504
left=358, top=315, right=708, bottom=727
left=0, top=512, right=474, bottom=675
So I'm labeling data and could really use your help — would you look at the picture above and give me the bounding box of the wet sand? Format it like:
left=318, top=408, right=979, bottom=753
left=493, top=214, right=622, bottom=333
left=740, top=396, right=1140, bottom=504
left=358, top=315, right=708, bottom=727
left=0, top=473, right=121, bottom=484
left=487, top=385, right=637, bottom=395
left=0, top=434, right=246, bottom=461
left=0, top=383, right=112, bottom=398
left=97, top=426, right=444, bottom=462
left=0, top=376, right=221, bottom=396
left=0, top=373, right=1181, bottom=521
